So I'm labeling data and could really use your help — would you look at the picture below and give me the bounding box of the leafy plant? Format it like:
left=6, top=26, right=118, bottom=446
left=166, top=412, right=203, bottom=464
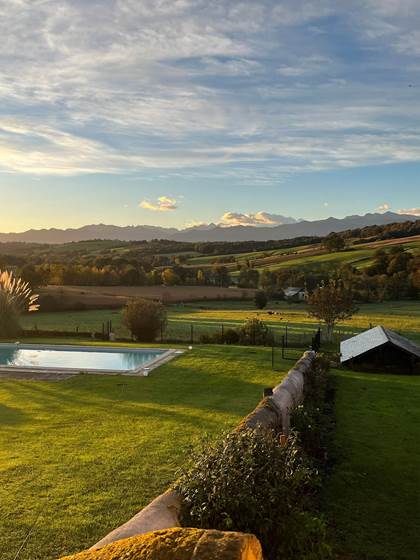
left=175, top=427, right=331, bottom=560
left=254, top=290, right=268, bottom=309
left=239, top=317, right=273, bottom=345
left=0, top=270, right=39, bottom=338
left=122, top=298, right=167, bottom=342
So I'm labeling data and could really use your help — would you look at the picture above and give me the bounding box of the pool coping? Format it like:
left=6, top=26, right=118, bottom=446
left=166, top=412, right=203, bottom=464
left=0, top=343, right=182, bottom=377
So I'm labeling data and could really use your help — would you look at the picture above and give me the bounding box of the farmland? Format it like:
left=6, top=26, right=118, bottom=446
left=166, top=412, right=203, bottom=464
left=20, top=299, right=420, bottom=345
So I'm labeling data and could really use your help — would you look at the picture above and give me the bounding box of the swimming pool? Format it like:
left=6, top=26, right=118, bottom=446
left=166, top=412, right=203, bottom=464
left=0, top=344, right=176, bottom=376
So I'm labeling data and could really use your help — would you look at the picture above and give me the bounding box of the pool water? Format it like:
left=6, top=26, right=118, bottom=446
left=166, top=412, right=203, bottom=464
left=0, top=345, right=166, bottom=372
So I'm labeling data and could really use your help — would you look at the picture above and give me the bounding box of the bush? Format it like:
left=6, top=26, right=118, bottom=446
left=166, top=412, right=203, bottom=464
left=176, top=427, right=332, bottom=560
left=291, top=355, right=335, bottom=467
left=123, top=298, right=167, bottom=342
left=254, top=290, right=268, bottom=309
left=223, top=327, right=240, bottom=344
left=239, top=317, right=273, bottom=346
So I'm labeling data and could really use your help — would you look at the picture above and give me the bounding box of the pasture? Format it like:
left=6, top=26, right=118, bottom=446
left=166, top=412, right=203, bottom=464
left=0, top=344, right=291, bottom=560
left=20, top=299, right=420, bottom=344
left=324, top=369, right=420, bottom=559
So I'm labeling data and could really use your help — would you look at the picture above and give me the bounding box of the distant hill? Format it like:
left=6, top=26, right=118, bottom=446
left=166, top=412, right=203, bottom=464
left=0, top=212, right=417, bottom=244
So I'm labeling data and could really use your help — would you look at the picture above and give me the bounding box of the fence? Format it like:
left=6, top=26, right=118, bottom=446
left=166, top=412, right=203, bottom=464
left=23, top=318, right=361, bottom=358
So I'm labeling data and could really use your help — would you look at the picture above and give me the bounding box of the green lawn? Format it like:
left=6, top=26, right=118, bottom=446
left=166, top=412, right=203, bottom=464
left=0, top=344, right=293, bottom=560
left=20, top=300, right=420, bottom=344
left=324, top=369, right=420, bottom=560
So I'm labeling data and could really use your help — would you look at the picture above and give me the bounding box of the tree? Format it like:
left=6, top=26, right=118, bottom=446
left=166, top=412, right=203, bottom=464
left=254, top=290, right=268, bottom=309
left=213, top=266, right=231, bottom=287
left=323, top=233, right=345, bottom=253
left=123, top=298, right=167, bottom=342
left=238, top=267, right=260, bottom=289
left=308, top=280, right=358, bottom=341
left=161, top=268, right=180, bottom=286
left=0, top=270, right=39, bottom=338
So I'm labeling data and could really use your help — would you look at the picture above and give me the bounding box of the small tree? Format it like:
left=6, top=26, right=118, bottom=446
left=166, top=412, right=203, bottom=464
left=0, top=270, right=39, bottom=338
left=254, top=290, right=268, bottom=309
left=308, top=280, right=357, bottom=341
left=123, top=298, right=167, bottom=342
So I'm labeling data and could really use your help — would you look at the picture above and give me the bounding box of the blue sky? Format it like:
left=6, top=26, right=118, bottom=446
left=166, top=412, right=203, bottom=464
left=0, top=0, right=419, bottom=231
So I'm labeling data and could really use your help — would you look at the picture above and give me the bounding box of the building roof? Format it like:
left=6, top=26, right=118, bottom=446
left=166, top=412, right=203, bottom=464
left=340, top=326, right=420, bottom=363
left=284, top=287, right=304, bottom=297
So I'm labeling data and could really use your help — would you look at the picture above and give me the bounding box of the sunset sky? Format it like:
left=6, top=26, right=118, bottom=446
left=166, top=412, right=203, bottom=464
left=1, top=0, right=419, bottom=231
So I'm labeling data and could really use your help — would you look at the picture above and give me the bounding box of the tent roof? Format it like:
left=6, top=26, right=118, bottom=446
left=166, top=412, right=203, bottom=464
left=340, top=326, right=420, bottom=363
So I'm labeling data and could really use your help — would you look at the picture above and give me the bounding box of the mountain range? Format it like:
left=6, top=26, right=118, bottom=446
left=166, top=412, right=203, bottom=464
left=0, top=212, right=417, bottom=244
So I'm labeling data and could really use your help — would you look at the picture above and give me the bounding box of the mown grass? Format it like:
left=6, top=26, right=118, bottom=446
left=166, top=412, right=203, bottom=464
left=324, top=369, right=420, bottom=560
left=0, top=344, right=293, bottom=560
left=20, top=300, right=420, bottom=344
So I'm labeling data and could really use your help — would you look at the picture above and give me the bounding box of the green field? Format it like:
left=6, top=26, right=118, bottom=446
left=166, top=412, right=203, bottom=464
left=0, top=344, right=292, bottom=560
left=188, top=237, right=420, bottom=274
left=20, top=300, right=420, bottom=344
left=324, top=369, right=420, bottom=559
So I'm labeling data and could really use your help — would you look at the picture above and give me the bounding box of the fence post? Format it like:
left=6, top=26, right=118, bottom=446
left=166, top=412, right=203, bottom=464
left=190, top=324, right=194, bottom=345
left=282, top=335, right=285, bottom=359
left=160, top=321, right=164, bottom=344
left=221, top=323, right=224, bottom=343
left=285, top=325, right=288, bottom=347
left=271, top=344, right=274, bottom=369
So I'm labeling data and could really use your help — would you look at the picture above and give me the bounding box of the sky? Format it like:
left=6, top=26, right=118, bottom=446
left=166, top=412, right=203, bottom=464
left=0, top=0, right=420, bottom=232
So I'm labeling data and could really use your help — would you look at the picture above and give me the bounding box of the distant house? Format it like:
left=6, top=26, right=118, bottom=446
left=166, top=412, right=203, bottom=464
left=283, top=287, right=306, bottom=302
left=340, top=326, right=420, bottom=374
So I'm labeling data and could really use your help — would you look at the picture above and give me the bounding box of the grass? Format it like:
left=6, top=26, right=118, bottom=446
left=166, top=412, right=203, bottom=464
left=324, top=369, right=420, bottom=560
left=20, top=300, right=420, bottom=344
left=0, top=344, right=295, bottom=560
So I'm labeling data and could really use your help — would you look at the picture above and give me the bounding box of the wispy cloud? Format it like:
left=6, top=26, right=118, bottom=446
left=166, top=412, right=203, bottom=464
left=0, top=1, right=420, bottom=179
left=140, top=196, right=178, bottom=212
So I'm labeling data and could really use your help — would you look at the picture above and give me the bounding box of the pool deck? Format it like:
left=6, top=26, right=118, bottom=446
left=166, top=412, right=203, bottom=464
left=0, top=344, right=182, bottom=380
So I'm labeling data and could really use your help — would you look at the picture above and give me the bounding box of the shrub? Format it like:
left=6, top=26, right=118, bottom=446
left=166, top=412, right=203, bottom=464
left=123, top=298, right=167, bottom=342
left=223, top=327, right=240, bottom=344
left=291, top=356, right=335, bottom=467
left=239, top=317, right=273, bottom=346
left=254, top=290, right=268, bottom=309
left=176, top=427, right=332, bottom=560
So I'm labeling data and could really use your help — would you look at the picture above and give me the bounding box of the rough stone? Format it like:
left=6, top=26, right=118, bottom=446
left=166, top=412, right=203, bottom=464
left=60, top=528, right=262, bottom=560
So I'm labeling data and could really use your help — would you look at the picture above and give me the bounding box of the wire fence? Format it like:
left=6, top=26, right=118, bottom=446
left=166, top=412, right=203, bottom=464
left=23, top=318, right=361, bottom=355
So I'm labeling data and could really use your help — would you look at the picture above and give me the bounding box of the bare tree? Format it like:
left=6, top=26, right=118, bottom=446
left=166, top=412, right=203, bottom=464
left=308, top=280, right=357, bottom=341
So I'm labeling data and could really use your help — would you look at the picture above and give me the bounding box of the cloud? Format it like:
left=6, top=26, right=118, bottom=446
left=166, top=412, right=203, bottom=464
left=139, top=196, right=178, bottom=212
left=220, top=211, right=296, bottom=227
left=397, top=207, right=420, bottom=216
left=1, top=1, right=420, bottom=179
left=377, top=202, right=391, bottom=212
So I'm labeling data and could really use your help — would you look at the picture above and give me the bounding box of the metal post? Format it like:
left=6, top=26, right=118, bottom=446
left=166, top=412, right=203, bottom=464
left=282, top=335, right=285, bottom=359
left=285, top=325, right=288, bottom=347
left=271, top=344, right=274, bottom=369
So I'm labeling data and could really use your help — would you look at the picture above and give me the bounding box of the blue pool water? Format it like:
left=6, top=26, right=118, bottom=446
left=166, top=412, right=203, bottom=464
left=0, top=345, right=166, bottom=372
